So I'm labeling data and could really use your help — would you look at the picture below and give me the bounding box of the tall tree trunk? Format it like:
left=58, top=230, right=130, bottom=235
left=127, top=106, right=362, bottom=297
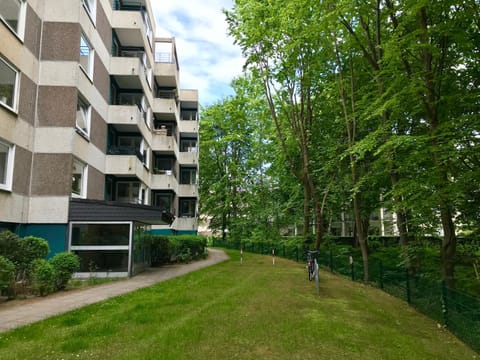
left=302, top=176, right=311, bottom=242
left=440, top=205, right=457, bottom=288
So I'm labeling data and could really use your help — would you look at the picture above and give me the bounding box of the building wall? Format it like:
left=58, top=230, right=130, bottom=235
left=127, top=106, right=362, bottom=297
left=0, top=0, right=199, bottom=246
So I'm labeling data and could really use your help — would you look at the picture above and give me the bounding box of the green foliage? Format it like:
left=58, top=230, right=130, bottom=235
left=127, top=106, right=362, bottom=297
left=0, top=255, right=15, bottom=297
left=151, top=235, right=207, bottom=265
left=32, top=259, right=55, bottom=296
left=0, top=230, right=21, bottom=263
left=17, top=236, right=49, bottom=278
left=49, top=253, right=80, bottom=290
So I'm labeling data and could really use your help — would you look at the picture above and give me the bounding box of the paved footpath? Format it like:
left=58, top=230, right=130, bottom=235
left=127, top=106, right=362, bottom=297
left=0, top=248, right=229, bottom=333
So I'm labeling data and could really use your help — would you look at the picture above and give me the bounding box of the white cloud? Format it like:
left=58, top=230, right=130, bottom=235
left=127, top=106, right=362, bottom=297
left=151, top=0, right=244, bottom=106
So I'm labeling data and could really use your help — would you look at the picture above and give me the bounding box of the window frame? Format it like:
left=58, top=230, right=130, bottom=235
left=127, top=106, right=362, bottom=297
left=79, top=33, right=94, bottom=80
left=0, top=139, right=15, bottom=192
left=71, top=158, right=87, bottom=198
left=76, top=95, right=91, bottom=138
left=0, top=55, right=20, bottom=113
left=81, top=0, right=97, bottom=24
left=0, top=0, right=27, bottom=40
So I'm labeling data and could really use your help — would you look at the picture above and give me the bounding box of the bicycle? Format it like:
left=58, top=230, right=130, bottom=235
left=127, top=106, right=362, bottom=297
left=306, top=250, right=319, bottom=281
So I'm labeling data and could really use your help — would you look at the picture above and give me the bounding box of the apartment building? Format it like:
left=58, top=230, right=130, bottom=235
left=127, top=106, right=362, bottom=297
left=0, top=0, right=199, bottom=276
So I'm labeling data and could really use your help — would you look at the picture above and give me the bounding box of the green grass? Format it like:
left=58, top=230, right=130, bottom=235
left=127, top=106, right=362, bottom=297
left=0, top=250, right=477, bottom=359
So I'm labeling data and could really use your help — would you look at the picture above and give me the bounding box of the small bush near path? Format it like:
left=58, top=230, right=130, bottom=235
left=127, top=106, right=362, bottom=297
left=0, top=250, right=476, bottom=359
left=151, top=235, right=207, bottom=266
left=49, top=253, right=80, bottom=291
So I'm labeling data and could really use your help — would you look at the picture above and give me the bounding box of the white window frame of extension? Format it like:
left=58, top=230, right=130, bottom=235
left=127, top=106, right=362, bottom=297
left=0, top=56, right=20, bottom=113
left=141, top=53, right=152, bottom=90
left=71, top=158, right=87, bottom=198
left=142, top=10, right=153, bottom=49
left=0, top=139, right=15, bottom=191
left=0, top=0, right=27, bottom=40
left=76, top=95, right=91, bottom=138
left=81, top=0, right=96, bottom=24
left=79, top=34, right=94, bottom=80
left=140, top=139, right=150, bottom=169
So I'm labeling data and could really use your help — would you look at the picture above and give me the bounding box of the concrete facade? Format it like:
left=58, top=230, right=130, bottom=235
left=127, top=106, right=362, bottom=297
left=0, top=0, right=199, bottom=261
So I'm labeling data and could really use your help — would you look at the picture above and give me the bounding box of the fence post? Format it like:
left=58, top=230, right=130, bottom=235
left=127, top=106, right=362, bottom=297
left=350, top=256, right=355, bottom=281
left=405, top=268, right=411, bottom=304
left=379, top=261, right=384, bottom=289
left=441, top=280, right=449, bottom=328
left=329, top=249, right=333, bottom=272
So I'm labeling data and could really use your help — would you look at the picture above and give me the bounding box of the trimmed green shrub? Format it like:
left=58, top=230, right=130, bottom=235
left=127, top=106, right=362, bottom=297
left=0, top=230, right=21, bottom=264
left=0, top=256, right=15, bottom=297
left=49, top=253, right=80, bottom=290
left=18, top=236, right=50, bottom=280
left=150, top=235, right=207, bottom=265
left=32, top=259, right=55, bottom=296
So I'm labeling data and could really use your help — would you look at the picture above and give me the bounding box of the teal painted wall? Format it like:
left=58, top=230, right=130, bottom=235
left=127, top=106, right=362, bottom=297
left=149, top=229, right=197, bottom=236
left=176, top=230, right=198, bottom=236
left=16, top=224, right=68, bottom=258
left=149, top=229, right=176, bottom=236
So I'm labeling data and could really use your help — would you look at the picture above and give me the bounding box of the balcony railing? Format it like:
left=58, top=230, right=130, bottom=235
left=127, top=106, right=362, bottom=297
left=107, top=146, right=144, bottom=162
left=113, top=0, right=146, bottom=11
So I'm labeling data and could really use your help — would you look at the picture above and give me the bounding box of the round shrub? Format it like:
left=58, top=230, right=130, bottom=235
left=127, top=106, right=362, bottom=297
left=17, top=236, right=50, bottom=280
left=49, top=253, right=80, bottom=290
left=32, top=259, right=55, bottom=296
left=0, top=256, right=15, bottom=297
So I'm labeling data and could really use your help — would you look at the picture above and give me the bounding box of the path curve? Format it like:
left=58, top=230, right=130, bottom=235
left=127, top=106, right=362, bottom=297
left=0, top=248, right=229, bottom=333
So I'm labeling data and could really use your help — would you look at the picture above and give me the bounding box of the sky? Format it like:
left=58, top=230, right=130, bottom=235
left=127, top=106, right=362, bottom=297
left=151, top=0, right=245, bottom=106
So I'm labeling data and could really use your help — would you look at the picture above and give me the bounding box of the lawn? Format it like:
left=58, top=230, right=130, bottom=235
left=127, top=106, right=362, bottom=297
left=0, top=250, right=476, bottom=359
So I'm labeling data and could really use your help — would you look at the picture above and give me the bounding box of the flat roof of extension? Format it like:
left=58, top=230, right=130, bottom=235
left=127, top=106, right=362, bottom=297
left=69, top=198, right=174, bottom=225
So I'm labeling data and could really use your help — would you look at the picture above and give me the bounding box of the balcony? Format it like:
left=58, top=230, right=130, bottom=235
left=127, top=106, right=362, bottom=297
left=151, top=132, right=175, bottom=152
left=111, top=10, right=144, bottom=47
left=105, top=154, right=147, bottom=182
left=178, top=184, right=197, bottom=197
left=153, top=98, right=178, bottom=119
left=110, top=56, right=143, bottom=89
left=178, top=119, right=198, bottom=135
left=154, top=39, right=179, bottom=88
left=151, top=171, right=178, bottom=192
left=178, top=151, right=197, bottom=165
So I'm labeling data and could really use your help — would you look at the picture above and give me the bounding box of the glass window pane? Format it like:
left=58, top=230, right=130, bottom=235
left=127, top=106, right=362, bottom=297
left=72, top=160, right=84, bottom=196
left=80, top=35, right=91, bottom=74
left=0, top=58, right=17, bottom=108
left=74, top=250, right=129, bottom=272
left=76, top=97, right=89, bottom=133
left=0, top=0, right=21, bottom=33
left=0, top=142, right=8, bottom=185
left=71, top=223, right=130, bottom=246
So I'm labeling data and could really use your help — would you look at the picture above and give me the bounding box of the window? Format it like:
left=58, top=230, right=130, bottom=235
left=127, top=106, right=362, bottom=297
left=76, top=96, right=91, bottom=136
left=0, top=56, right=19, bottom=111
left=180, top=138, right=197, bottom=152
left=140, top=140, right=150, bottom=168
left=80, top=34, right=94, bottom=78
left=82, top=0, right=96, bottom=22
left=154, top=192, right=173, bottom=212
left=0, top=0, right=26, bottom=39
left=116, top=182, right=140, bottom=204
left=0, top=139, right=14, bottom=191
left=179, top=198, right=196, bottom=217
left=180, top=167, right=196, bottom=185
left=72, top=158, right=87, bottom=198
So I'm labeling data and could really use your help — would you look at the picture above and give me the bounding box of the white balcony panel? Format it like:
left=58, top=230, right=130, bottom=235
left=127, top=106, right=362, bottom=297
left=153, top=98, right=178, bottom=118
left=154, top=62, right=179, bottom=88
left=111, top=11, right=144, bottom=47
left=178, top=120, right=198, bottom=134
left=178, top=151, right=197, bottom=165
left=179, top=89, right=198, bottom=103
left=151, top=174, right=178, bottom=192
left=105, top=155, right=148, bottom=183
left=151, top=133, right=175, bottom=152
left=108, top=105, right=151, bottom=143
left=178, top=184, right=197, bottom=197
left=172, top=217, right=198, bottom=232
